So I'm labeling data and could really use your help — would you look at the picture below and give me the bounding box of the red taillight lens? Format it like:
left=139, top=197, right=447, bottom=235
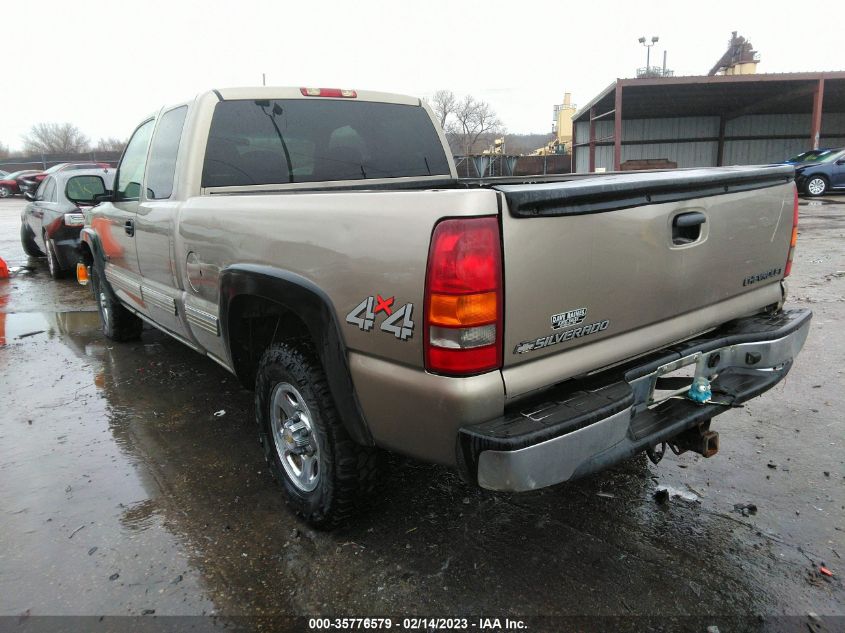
left=784, top=184, right=799, bottom=278
left=424, top=217, right=503, bottom=376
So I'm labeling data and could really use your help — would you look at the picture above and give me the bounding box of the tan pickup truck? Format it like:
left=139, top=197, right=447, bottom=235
left=77, top=86, right=811, bottom=527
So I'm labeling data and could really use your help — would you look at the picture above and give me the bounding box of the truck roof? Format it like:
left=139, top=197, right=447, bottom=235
left=207, top=86, right=421, bottom=107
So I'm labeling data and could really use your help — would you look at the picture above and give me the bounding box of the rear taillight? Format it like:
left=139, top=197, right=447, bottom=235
left=784, top=184, right=799, bottom=277
left=424, top=217, right=503, bottom=376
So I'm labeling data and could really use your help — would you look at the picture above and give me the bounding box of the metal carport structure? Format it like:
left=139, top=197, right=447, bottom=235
left=571, top=72, right=845, bottom=172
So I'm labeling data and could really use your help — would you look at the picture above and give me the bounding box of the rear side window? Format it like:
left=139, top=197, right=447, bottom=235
left=146, top=106, right=188, bottom=199
left=42, top=177, right=57, bottom=202
left=116, top=119, right=154, bottom=201
left=202, top=98, right=450, bottom=187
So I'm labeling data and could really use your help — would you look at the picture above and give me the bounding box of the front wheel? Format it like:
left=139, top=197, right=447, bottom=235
left=255, top=342, right=379, bottom=529
left=90, top=266, right=143, bottom=341
left=805, top=176, right=828, bottom=197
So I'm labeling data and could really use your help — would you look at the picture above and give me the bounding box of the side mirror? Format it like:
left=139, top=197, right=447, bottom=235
left=837, top=159, right=845, bottom=166
left=24, top=191, right=36, bottom=201
left=92, top=191, right=113, bottom=204
left=66, top=175, right=108, bottom=205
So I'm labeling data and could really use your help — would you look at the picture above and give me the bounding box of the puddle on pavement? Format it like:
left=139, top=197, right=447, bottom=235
left=0, top=310, right=217, bottom=615
left=800, top=198, right=836, bottom=207
left=0, top=310, right=100, bottom=346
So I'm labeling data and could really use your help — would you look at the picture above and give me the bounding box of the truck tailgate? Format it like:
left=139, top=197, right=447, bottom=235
left=496, top=165, right=795, bottom=398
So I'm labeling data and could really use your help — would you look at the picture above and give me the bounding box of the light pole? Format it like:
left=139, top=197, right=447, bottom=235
left=638, top=36, right=659, bottom=75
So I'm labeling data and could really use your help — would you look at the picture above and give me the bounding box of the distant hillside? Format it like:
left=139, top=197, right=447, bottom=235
left=504, top=133, right=555, bottom=155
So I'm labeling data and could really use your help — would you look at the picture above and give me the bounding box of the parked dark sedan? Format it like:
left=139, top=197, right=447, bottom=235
left=0, top=170, right=40, bottom=197
left=787, top=147, right=845, bottom=197
left=20, top=168, right=114, bottom=279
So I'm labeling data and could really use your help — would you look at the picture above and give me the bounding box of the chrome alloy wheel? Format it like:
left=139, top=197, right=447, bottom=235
left=270, top=382, right=320, bottom=492
left=807, top=177, right=826, bottom=196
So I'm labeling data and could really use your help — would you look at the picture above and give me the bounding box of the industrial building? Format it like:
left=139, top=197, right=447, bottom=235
left=570, top=34, right=845, bottom=172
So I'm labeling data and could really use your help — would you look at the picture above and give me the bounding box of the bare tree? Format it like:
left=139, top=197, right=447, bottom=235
left=448, top=95, right=504, bottom=156
left=95, top=137, right=127, bottom=153
left=426, top=89, right=457, bottom=130
left=22, top=122, right=90, bottom=154
left=0, top=141, right=9, bottom=159
left=425, top=90, right=505, bottom=155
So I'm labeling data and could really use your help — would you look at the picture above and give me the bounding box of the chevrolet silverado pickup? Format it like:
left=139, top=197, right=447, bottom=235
left=77, top=86, right=811, bottom=527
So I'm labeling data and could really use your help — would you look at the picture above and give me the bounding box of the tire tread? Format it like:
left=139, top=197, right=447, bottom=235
left=255, top=341, right=378, bottom=529
left=91, top=266, right=143, bottom=341
left=20, top=224, right=43, bottom=257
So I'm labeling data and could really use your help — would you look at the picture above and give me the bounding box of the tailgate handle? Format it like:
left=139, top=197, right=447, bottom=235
left=672, top=212, right=706, bottom=244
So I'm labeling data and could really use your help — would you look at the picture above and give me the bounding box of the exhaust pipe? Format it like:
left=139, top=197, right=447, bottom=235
left=670, top=424, right=719, bottom=458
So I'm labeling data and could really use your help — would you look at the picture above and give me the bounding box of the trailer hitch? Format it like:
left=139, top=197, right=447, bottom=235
left=669, top=423, right=719, bottom=458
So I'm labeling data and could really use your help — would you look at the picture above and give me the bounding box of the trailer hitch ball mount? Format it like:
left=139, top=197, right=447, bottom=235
left=670, top=423, right=720, bottom=458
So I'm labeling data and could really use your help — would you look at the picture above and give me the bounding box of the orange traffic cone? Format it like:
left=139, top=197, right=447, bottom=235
left=0, top=257, right=8, bottom=280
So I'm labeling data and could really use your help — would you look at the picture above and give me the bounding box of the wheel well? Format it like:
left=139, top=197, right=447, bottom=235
left=78, top=241, right=93, bottom=266
left=227, top=295, right=311, bottom=389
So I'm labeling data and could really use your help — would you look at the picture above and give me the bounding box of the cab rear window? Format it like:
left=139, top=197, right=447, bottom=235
left=201, top=98, right=450, bottom=187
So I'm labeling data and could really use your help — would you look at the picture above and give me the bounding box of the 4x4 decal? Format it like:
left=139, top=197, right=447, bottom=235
left=346, top=295, right=414, bottom=341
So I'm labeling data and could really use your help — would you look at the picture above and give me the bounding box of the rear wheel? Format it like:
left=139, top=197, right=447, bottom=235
left=255, top=341, right=379, bottom=529
left=20, top=224, right=43, bottom=257
left=805, top=176, right=828, bottom=197
left=45, top=238, right=65, bottom=279
left=90, top=266, right=143, bottom=341
left=0, top=186, right=11, bottom=198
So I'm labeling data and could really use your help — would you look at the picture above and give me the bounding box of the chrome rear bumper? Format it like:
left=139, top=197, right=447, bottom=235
left=459, top=308, right=812, bottom=492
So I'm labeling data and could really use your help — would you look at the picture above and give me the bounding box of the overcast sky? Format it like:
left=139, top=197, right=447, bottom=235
left=1, top=0, right=842, bottom=152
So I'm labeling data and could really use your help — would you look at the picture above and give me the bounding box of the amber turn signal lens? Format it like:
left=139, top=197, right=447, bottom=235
left=76, top=262, right=90, bottom=286
left=428, top=292, right=497, bottom=327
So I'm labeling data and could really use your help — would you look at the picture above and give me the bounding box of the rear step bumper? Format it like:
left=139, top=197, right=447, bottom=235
left=458, top=308, right=812, bottom=491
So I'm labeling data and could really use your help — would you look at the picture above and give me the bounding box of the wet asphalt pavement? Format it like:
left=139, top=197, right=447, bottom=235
left=0, top=196, right=843, bottom=630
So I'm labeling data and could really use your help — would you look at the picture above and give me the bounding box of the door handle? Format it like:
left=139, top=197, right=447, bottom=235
left=673, top=212, right=706, bottom=228
left=124, top=219, right=135, bottom=237
left=672, top=212, right=706, bottom=245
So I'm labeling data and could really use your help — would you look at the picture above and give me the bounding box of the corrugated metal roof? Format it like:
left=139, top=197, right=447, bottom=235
left=573, top=71, right=845, bottom=122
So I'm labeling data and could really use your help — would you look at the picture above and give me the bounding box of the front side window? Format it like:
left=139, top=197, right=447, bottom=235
left=201, top=98, right=450, bottom=188
left=116, top=119, right=154, bottom=201
left=146, top=106, right=188, bottom=199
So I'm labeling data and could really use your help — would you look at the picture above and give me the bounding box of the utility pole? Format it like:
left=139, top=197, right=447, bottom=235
left=262, top=73, right=266, bottom=86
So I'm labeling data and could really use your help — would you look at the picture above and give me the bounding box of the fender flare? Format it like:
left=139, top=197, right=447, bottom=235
left=219, top=264, right=374, bottom=447
left=79, top=228, right=118, bottom=302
